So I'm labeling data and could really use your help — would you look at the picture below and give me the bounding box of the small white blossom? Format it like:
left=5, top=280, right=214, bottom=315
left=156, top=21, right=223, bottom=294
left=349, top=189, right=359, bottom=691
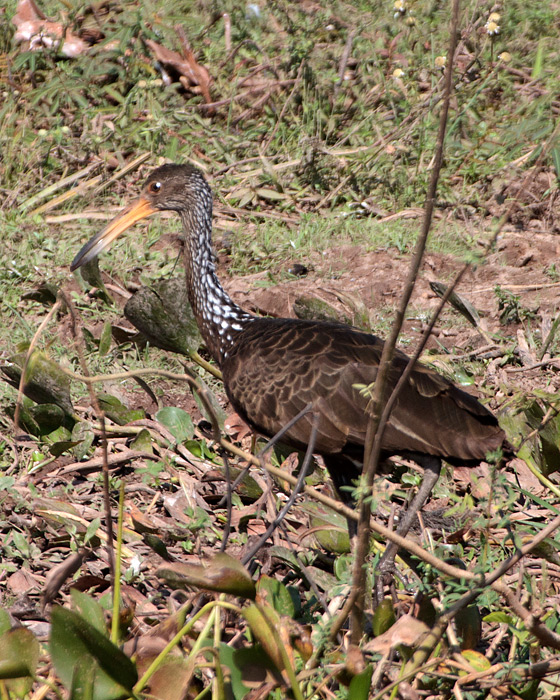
left=485, top=13, right=500, bottom=36
left=394, top=0, right=406, bottom=17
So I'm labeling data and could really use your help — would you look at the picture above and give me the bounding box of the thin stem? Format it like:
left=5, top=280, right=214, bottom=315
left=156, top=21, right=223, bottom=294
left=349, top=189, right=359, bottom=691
left=110, top=481, right=125, bottom=645
left=349, top=0, right=461, bottom=641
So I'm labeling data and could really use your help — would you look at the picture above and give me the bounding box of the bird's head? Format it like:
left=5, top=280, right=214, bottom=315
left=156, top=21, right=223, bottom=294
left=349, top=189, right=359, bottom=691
left=70, top=163, right=212, bottom=271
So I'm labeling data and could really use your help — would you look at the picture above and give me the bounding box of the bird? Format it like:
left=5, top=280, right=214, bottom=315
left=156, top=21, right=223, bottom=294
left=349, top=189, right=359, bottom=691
left=71, top=163, right=509, bottom=573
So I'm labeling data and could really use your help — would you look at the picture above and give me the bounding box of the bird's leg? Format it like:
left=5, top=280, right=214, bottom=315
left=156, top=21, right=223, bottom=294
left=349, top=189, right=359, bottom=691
left=242, top=412, right=319, bottom=567
left=374, top=455, right=441, bottom=603
left=322, top=454, right=363, bottom=537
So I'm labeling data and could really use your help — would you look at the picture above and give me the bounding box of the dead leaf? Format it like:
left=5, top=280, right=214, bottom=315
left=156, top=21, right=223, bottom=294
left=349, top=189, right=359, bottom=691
left=145, top=38, right=212, bottom=105
left=13, top=0, right=89, bottom=57
left=12, top=0, right=45, bottom=23
left=42, top=551, right=85, bottom=606
left=128, top=503, right=169, bottom=535
left=8, top=569, right=40, bottom=595
left=364, top=614, right=430, bottom=653
left=157, top=553, right=256, bottom=599
left=224, top=412, right=253, bottom=442
left=516, top=328, right=537, bottom=366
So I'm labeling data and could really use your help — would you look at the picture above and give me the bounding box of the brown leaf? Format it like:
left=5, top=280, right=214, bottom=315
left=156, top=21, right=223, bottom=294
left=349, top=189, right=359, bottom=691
left=13, top=0, right=89, bottom=58
left=12, top=0, right=95, bottom=57
left=364, top=615, right=430, bottom=653
left=157, top=553, right=256, bottom=599
left=121, top=584, right=159, bottom=616
left=224, top=412, right=253, bottom=442
left=42, top=551, right=85, bottom=606
left=229, top=506, right=268, bottom=536
left=12, top=0, right=45, bottom=24
left=453, top=463, right=492, bottom=499
left=145, top=39, right=212, bottom=104
left=128, top=503, right=169, bottom=535
left=8, top=569, right=39, bottom=596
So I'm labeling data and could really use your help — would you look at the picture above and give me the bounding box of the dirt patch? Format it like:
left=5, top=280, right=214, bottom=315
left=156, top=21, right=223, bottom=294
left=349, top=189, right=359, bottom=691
left=486, top=166, right=560, bottom=233
left=224, top=229, right=560, bottom=338
left=221, top=226, right=560, bottom=404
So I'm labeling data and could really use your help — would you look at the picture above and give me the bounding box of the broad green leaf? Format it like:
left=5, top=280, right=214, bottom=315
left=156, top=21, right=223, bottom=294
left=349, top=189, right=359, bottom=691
left=70, top=590, right=107, bottom=634
left=98, top=394, right=144, bottom=426
left=460, top=649, right=491, bottom=672
left=243, top=605, right=285, bottom=673
left=71, top=656, right=95, bottom=700
left=98, top=321, right=113, bottom=357
left=156, top=406, right=194, bottom=443
left=483, top=611, right=514, bottom=625
left=516, top=679, right=541, bottom=700
left=219, top=643, right=277, bottom=700
left=218, top=644, right=248, bottom=700
left=184, top=439, right=216, bottom=461
left=72, top=421, right=95, bottom=460
left=348, top=665, right=373, bottom=699
left=10, top=531, right=31, bottom=559
left=299, top=502, right=350, bottom=554
left=50, top=606, right=137, bottom=700
left=49, top=440, right=79, bottom=457
left=257, top=576, right=298, bottom=618
left=0, top=610, right=11, bottom=635
left=372, top=598, right=396, bottom=637
left=46, top=425, right=72, bottom=443
left=84, top=518, right=101, bottom=545
left=130, top=428, right=153, bottom=453
left=0, top=628, right=39, bottom=679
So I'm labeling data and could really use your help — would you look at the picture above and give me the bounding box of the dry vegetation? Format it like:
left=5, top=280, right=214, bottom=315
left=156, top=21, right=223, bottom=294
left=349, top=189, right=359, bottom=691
left=2, top=0, right=560, bottom=698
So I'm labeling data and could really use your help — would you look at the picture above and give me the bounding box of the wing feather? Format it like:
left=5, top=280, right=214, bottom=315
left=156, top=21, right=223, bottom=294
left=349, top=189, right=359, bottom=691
left=223, top=318, right=505, bottom=463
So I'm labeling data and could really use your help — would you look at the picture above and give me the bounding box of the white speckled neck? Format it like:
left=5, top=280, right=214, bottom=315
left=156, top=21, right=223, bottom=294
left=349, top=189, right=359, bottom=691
left=179, top=198, right=253, bottom=364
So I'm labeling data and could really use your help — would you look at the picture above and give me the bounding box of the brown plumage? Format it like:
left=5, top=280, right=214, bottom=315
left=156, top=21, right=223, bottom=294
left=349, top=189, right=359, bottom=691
left=71, top=164, right=509, bottom=547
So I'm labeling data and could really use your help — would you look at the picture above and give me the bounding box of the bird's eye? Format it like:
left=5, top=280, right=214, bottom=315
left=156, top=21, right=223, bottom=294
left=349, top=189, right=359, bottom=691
left=148, top=181, right=162, bottom=194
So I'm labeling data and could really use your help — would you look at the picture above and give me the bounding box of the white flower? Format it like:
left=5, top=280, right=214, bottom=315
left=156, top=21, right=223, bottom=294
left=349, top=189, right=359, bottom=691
left=394, top=0, right=406, bottom=17
left=485, top=15, right=500, bottom=36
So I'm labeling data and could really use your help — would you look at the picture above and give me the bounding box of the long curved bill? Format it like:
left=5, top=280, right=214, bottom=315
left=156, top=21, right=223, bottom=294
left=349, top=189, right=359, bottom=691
left=70, top=196, right=157, bottom=271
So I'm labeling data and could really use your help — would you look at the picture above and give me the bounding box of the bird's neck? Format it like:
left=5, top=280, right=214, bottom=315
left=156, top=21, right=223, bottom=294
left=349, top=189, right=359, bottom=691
left=179, top=207, right=253, bottom=365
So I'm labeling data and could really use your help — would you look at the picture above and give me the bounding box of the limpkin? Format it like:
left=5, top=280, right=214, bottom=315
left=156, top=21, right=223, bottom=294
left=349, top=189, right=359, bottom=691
left=71, top=164, right=508, bottom=568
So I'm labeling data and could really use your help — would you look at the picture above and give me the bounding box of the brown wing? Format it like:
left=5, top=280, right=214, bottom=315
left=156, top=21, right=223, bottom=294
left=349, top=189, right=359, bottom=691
left=222, top=318, right=505, bottom=463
